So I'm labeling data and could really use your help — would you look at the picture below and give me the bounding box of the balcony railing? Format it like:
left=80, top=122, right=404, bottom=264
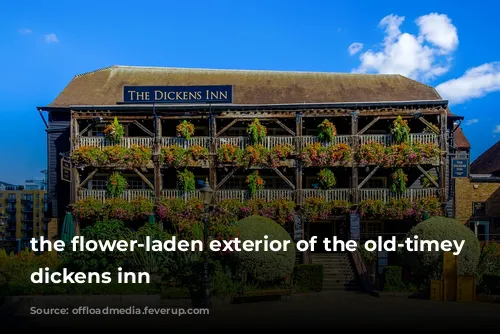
left=77, top=137, right=154, bottom=149
left=216, top=136, right=295, bottom=150
left=358, top=188, right=440, bottom=202
left=214, top=189, right=294, bottom=202
left=78, top=189, right=154, bottom=202
left=78, top=188, right=440, bottom=204
left=359, top=133, right=438, bottom=146
left=297, top=189, right=351, bottom=205
left=300, top=136, right=352, bottom=149
left=161, top=137, right=211, bottom=149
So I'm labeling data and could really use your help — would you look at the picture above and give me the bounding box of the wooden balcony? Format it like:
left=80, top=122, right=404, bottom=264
left=161, top=137, right=211, bottom=149
left=359, top=133, right=438, bottom=146
left=358, top=188, right=440, bottom=201
left=299, top=136, right=352, bottom=149
left=216, top=136, right=295, bottom=149
left=297, top=189, right=351, bottom=205
left=77, top=188, right=441, bottom=204
left=78, top=189, right=154, bottom=202
left=77, top=137, right=153, bottom=148
left=214, top=189, right=294, bottom=202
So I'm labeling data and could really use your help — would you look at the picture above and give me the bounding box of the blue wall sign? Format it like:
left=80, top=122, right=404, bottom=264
left=123, top=85, right=233, bottom=104
left=350, top=212, right=361, bottom=241
left=451, top=158, right=469, bottom=178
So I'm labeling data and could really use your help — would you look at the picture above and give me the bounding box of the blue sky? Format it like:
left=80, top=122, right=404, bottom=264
left=0, top=0, right=499, bottom=184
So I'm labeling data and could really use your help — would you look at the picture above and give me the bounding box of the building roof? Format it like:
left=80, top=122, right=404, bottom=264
left=454, top=128, right=471, bottom=149
left=471, top=140, right=500, bottom=175
left=46, top=65, right=444, bottom=107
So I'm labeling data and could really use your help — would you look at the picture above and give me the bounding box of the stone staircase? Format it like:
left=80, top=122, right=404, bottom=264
left=311, top=252, right=360, bottom=291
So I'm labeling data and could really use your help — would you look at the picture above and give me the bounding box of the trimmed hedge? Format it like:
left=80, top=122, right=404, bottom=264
left=382, top=266, right=406, bottom=292
left=234, top=215, right=296, bottom=282
left=482, top=275, right=500, bottom=295
left=403, top=216, right=480, bottom=282
left=293, top=264, right=324, bottom=292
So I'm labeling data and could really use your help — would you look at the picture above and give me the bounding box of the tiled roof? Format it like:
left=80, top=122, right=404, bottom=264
left=48, top=65, right=443, bottom=107
left=471, top=140, right=500, bottom=174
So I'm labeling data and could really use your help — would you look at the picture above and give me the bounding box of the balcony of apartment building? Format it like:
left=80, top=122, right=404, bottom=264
left=6, top=205, right=16, bottom=213
left=21, top=195, right=34, bottom=204
left=22, top=224, right=33, bottom=231
left=22, top=204, right=33, bottom=213
left=6, top=195, right=17, bottom=203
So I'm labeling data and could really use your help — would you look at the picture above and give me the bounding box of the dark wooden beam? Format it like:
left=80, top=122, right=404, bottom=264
left=78, top=169, right=98, bottom=188
left=77, top=123, right=96, bottom=137
left=272, top=167, right=295, bottom=190
left=215, top=168, right=236, bottom=190
left=215, top=119, right=241, bottom=138
left=416, top=165, right=439, bottom=188
left=273, top=119, right=295, bottom=136
left=357, top=165, right=380, bottom=189
left=417, top=117, right=440, bottom=135
left=357, top=117, right=380, bottom=135
left=351, top=115, right=359, bottom=204
left=133, top=168, right=155, bottom=190
left=295, top=112, right=303, bottom=205
left=133, top=121, right=154, bottom=137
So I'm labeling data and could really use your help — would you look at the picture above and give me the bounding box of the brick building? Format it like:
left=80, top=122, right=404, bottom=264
left=455, top=140, right=500, bottom=241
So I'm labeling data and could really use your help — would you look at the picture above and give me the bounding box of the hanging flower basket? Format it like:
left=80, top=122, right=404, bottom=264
left=176, top=120, right=195, bottom=140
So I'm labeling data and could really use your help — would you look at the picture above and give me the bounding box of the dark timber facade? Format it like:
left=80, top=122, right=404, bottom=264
left=37, top=66, right=468, bottom=243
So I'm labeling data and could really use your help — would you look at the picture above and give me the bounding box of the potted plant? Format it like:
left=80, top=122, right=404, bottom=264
left=247, top=119, right=266, bottom=144
left=390, top=116, right=410, bottom=144
left=107, top=172, right=127, bottom=198
left=245, top=170, right=265, bottom=197
left=390, top=168, right=408, bottom=194
left=318, top=119, right=337, bottom=142
left=104, top=117, right=125, bottom=144
left=176, top=120, right=195, bottom=140
left=317, top=168, right=336, bottom=189
left=177, top=169, right=196, bottom=191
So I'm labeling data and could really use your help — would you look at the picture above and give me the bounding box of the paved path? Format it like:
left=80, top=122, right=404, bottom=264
left=7, top=291, right=500, bottom=330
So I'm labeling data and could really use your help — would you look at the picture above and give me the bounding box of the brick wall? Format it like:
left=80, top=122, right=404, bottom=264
left=455, top=178, right=500, bottom=225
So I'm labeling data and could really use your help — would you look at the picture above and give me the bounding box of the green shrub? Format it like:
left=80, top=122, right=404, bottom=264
left=160, top=286, right=190, bottom=299
left=403, top=217, right=480, bottom=282
left=234, top=215, right=295, bottom=282
left=293, top=264, right=323, bottom=292
left=383, top=266, right=405, bottom=291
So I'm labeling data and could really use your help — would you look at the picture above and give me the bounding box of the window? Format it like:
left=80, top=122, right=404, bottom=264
left=90, top=176, right=107, bottom=190
left=90, top=125, right=105, bottom=137
left=473, top=202, right=486, bottom=216
left=0, top=194, right=3, bottom=198
left=128, top=177, right=146, bottom=190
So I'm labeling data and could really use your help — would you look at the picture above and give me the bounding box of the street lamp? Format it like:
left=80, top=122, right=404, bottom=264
left=200, top=179, right=214, bottom=308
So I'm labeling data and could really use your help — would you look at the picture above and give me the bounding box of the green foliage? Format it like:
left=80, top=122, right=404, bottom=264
left=382, top=266, right=406, bottom=291
left=176, top=120, right=195, bottom=140
left=124, top=223, right=172, bottom=278
left=61, top=219, right=128, bottom=273
left=247, top=118, right=267, bottom=143
left=107, top=172, right=127, bottom=198
left=104, top=117, right=125, bottom=144
left=390, top=116, right=410, bottom=144
left=481, top=275, right=500, bottom=295
left=177, top=169, right=196, bottom=191
left=293, top=264, right=323, bottom=292
left=358, top=242, right=377, bottom=264
left=317, top=119, right=337, bottom=142
left=420, top=174, right=438, bottom=188
left=317, top=168, right=336, bottom=189
left=245, top=170, right=265, bottom=196
left=476, top=242, right=500, bottom=287
left=234, top=215, right=295, bottom=282
left=402, top=217, right=480, bottom=283
left=390, top=168, right=408, bottom=194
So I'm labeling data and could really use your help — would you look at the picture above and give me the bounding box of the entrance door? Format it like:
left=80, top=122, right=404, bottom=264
left=470, top=221, right=490, bottom=241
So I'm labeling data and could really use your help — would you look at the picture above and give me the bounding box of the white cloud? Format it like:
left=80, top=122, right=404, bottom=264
left=464, top=119, right=479, bottom=125
left=435, top=62, right=500, bottom=105
left=18, top=28, right=32, bottom=35
left=352, top=13, right=458, bottom=82
left=494, top=125, right=500, bottom=133
left=348, top=43, right=364, bottom=55
left=44, top=33, right=59, bottom=44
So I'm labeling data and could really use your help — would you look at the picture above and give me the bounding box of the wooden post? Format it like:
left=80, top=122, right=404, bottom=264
left=440, top=111, right=447, bottom=204
left=153, top=116, right=162, bottom=201
left=351, top=114, right=359, bottom=204
left=295, top=113, right=303, bottom=206
left=70, top=115, right=79, bottom=204
left=209, top=114, right=217, bottom=189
